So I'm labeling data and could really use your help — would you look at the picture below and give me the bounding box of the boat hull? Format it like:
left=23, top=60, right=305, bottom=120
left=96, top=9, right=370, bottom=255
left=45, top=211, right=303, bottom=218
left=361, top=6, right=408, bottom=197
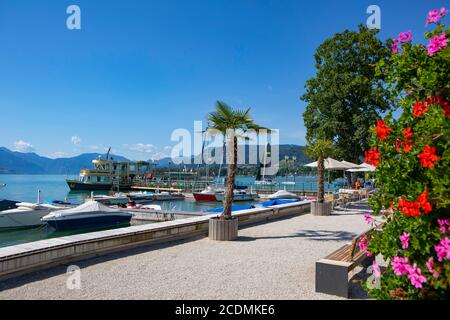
left=0, top=209, right=50, bottom=229
left=66, top=180, right=113, bottom=191
left=214, top=193, right=258, bottom=202
left=193, top=193, right=217, bottom=202
left=45, top=214, right=132, bottom=231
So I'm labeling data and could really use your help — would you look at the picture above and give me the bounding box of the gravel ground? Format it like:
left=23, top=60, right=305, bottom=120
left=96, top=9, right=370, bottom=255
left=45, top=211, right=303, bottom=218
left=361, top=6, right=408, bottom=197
left=0, top=211, right=369, bottom=300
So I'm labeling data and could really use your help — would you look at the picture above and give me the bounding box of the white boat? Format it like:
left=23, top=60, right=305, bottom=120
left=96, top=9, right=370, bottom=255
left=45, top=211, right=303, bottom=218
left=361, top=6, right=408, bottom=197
left=267, top=190, right=300, bottom=200
left=0, top=202, right=65, bottom=229
left=153, top=191, right=185, bottom=201
left=127, top=191, right=154, bottom=204
left=254, top=179, right=277, bottom=186
left=193, top=186, right=223, bottom=202
left=214, top=190, right=259, bottom=202
left=91, top=194, right=129, bottom=206
left=42, top=200, right=132, bottom=231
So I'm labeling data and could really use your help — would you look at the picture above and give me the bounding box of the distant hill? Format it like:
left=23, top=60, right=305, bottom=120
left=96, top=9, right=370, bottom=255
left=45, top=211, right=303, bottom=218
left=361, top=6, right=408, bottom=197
left=0, top=144, right=309, bottom=174
left=153, top=144, right=310, bottom=168
left=0, top=147, right=128, bottom=175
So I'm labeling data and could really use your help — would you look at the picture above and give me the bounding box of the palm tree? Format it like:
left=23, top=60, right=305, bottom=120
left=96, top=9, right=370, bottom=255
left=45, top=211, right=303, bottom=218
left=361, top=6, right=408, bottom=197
left=305, top=138, right=335, bottom=203
left=208, top=101, right=267, bottom=220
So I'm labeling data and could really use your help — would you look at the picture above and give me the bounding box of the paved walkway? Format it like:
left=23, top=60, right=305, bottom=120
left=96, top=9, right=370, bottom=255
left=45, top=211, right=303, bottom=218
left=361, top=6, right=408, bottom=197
left=0, top=211, right=369, bottom=299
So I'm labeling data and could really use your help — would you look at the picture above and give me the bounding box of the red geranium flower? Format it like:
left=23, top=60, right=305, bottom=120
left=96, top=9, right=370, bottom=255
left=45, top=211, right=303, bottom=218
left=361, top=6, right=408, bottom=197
left=418, top=145, right=439, bottom=168
left=398, top=190, right=432, bottom=217
left=417, top=190, right=432, bottom=214
left=365, top=146, right=381, bottom=166
left=442, top=101, right=450, bottom=118
left=396, top=127, right=413, bottom=153
left=375, top=120, right=391, bottom=141
left=413, top=100, right=428, bottom=117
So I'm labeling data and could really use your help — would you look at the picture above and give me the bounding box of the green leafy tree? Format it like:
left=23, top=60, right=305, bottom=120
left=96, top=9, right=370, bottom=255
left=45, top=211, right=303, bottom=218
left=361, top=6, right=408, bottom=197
left=207, top=101, right=267, bottom=219
left=305, top=138, right=335, bottom=203
left=301, top=25, right=392, bottom=162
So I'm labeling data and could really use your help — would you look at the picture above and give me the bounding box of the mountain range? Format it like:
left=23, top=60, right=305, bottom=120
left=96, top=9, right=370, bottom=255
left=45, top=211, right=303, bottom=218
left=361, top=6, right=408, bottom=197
left=0, top=145, right=309, bottom=174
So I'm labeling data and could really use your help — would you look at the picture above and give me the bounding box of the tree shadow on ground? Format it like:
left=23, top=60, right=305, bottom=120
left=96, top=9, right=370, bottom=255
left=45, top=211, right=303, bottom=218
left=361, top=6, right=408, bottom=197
left=237, top=229, right=356, bottom=242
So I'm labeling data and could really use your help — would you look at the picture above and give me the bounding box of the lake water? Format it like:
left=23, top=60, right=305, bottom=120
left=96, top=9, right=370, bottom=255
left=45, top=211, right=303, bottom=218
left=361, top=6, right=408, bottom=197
left=0, top=174, right=338, bottom=248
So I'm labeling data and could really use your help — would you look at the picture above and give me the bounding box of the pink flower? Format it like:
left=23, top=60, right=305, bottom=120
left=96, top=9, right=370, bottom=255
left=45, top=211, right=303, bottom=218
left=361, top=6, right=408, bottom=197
left=398, top=30, right=412, bottom=43
left=357, top=235, right=369, bottom=252
left=426, top=257, right=439, bottom=278
left=426, top=7, right=449, bottom=26
left=392, top=39, right=399, bottom=53
left=400, top=232, right=410, bottom=249
left=437, top=219, right=450, bottom=234
left=391, top=256, right=409, bottom=276
left=407, top=263, right=427, bottom=289
left=372, top=261, right=381, bottom=278
left=427, top=33, right=449, bottom=56
left=363, top=213, right=373, bottom=224
left=434, top=237, right=450, bottom=262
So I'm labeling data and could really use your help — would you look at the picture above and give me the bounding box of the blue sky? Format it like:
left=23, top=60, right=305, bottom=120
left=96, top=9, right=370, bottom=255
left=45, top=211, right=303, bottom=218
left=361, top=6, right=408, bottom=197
left=0, top=0, right=445, bottom=160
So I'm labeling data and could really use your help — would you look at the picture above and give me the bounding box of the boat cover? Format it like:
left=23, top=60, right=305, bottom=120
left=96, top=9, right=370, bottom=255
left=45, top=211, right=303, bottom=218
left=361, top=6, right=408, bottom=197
left=261, top=199, right=301, bottom=207
left=51, top=200, right=121, bottom=216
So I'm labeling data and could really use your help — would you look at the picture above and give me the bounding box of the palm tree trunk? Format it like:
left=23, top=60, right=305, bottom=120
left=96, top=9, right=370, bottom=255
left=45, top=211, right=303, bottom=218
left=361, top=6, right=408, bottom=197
left=317, top=156, right=325, bottom=203
left=222, top=135, right=237, bottom=219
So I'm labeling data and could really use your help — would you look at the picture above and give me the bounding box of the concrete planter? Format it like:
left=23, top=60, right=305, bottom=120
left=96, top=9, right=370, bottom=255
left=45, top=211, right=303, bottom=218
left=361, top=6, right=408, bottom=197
left=209, top=217, right=238, bottom=241
left=311, top=201, right=332, bottom=216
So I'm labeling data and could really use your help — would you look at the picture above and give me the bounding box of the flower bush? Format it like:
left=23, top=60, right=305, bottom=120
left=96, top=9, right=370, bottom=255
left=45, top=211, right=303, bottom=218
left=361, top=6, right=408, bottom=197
left=364, top=8, right=450, bottom=299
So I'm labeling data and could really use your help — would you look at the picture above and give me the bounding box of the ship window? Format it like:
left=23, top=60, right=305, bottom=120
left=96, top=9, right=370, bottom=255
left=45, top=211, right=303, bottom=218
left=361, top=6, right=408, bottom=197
left=129, top=165, right=136, bottom=171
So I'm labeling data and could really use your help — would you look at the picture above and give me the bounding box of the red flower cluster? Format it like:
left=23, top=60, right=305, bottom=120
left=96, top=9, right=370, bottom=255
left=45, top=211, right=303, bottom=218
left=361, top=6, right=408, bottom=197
left=396, top=127, right=413, bottom=153
left=398, top=190, right=432, bottom=217
left=365, top=146, right=381, bottom=166
left=413, top=96, right=450, bottom=118
left=413, top=100, right=428, bottom=117
left=376, top=120, right=391, bottom=141
left=418, top=145, right=439, bottom=168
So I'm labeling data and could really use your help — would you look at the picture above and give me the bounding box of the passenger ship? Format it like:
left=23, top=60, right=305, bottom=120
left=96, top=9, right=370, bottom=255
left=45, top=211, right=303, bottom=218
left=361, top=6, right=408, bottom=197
left=66, top=156, right=154, bottom=191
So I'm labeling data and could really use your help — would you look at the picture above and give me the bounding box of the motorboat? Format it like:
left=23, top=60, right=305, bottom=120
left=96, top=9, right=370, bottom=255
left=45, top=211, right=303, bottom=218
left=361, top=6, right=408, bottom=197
left=214, top=189, right=259, bottom=202
left=127, top=191, right=154, bottom=204
left=42, top=200, right=132, bottom=230
left=193, top=186, right=221, bottom=202
left=0, top=202, right=66, bottom=229
left=0, top=199, right=18, bottom=212
left=267, top=189, right=301, bottom=200
left=91, top=194, right=129, bottom=206
left=153, top=191, right=185, bottom=201
left=254, top=179, right=277, bottom=186
left=193, top=186, right=219, bottom=201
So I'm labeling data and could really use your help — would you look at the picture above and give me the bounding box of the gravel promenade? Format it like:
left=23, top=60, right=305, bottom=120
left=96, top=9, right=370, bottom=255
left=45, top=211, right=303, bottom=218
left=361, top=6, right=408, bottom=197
left=0, top=211, right=369, bottom=300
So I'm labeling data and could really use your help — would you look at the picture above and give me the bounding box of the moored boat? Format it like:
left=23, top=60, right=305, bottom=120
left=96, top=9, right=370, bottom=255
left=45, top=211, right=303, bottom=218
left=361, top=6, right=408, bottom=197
left=66, top=150, right=154, bottom=191
left=214, top=189, right=259, bottom=202
left=91, top=194, right=129, bottom=206
left=153, top=191, right=185, bottom=201
left=193, top=186, right=221, bottom=202
left=127, top=191, right=154, bottom=204
left=42, top=201, right=132, bottom=231
left=0, top=202, right=67, bottom=229
left=267, top=189, right=300, bottom=200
